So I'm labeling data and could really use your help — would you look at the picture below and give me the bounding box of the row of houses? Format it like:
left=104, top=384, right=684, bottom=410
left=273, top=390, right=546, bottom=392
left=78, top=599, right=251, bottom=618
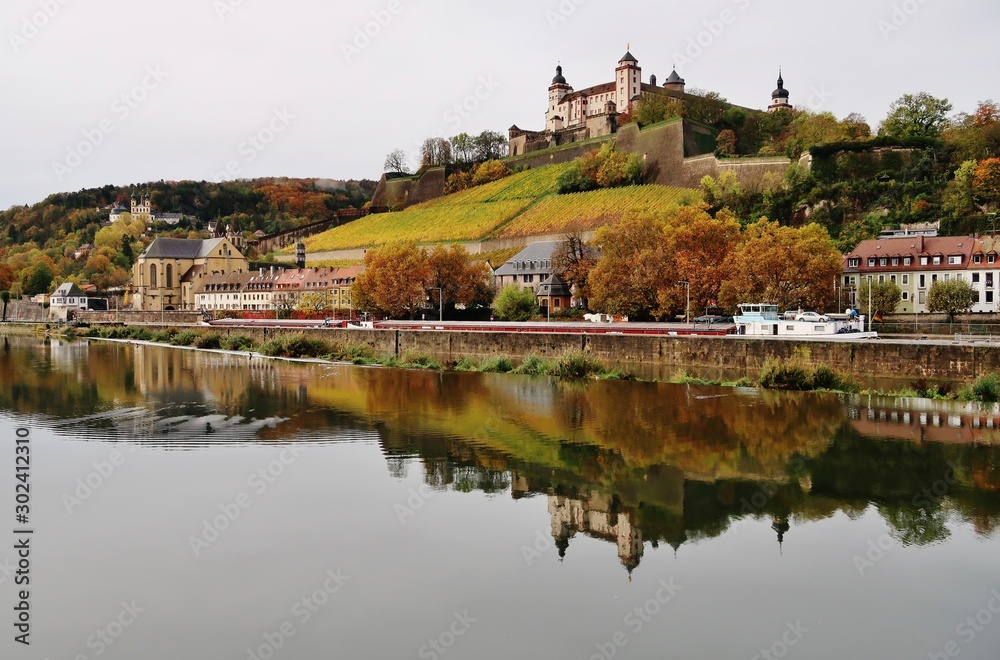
left=194, top=265, right=361, bottom=312
left=843, top=234, right=1000, bottom=314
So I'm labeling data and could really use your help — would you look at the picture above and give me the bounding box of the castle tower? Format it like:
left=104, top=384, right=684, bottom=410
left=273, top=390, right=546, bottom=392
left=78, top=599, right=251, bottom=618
left=663, top=68, right=686, bottom=94
left=615, top=50, right=641, bottom=114
left=546, top=65, right=573, bottom=132
left=768, top=70, right=791, bottom=112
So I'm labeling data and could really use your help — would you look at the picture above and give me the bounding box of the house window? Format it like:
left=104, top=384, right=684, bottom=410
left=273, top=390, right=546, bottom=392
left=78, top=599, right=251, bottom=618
left=150, top=264, right=158, bottom=288
left=949, top=256, right=961, bottom=265
left=904, top=258, right=911, bottom=266
left=932, top=274, right=938, bottom=283
left=920, top=257, right=929, bottom=266
left=990, top=255, right=997, bottom=264
left=919, top=274, right=926, bottom=289
left=902, top=291, right=909, bottom=301
left=973, top=273, right=981, bottom=283
left=989, top=291, right=995, bottom=304
left=868, top=258, right=876, bottom=267
left=933, top=256, right=941, bottom=265
left=919, top=291, right=926, bottom=304
left=974, top=255, right=983, bottom=264
left=880, top=258, right=887, bottom=267
left=848, top=258, right=860, bottom=268
left=878, top=275, right=885, bottom=283
left=166, top=264, right=173, bottom=288
left=902, top=275, right=909, bottom=285
left=890, top=275, right=897, bottom=283
left=892, top=258, right=899, bottom=266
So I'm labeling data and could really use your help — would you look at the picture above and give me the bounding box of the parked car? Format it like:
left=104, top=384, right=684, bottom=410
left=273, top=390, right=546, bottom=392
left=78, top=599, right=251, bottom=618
left=795, top=311, right=830, bottom=322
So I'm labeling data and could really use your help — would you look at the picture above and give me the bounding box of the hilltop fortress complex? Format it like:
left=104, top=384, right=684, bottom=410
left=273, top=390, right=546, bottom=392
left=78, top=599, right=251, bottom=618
left=373, top=49, right=795, bottom=209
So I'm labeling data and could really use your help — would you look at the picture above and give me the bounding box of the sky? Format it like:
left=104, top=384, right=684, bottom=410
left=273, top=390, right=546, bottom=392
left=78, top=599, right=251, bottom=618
left=0, top=0, right=997, bottom=209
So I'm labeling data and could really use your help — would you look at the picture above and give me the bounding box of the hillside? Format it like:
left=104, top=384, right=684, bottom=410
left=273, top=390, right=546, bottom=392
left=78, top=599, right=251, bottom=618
left=0, top=177, right=375, bottom=296
left=296, top=164, right=700, bottom=253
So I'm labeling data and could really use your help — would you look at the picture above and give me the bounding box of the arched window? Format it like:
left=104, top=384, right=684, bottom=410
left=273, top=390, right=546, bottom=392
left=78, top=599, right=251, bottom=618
left=166, top=264, right=173, bottom=288
left=150, top=264, right=158, bottom=288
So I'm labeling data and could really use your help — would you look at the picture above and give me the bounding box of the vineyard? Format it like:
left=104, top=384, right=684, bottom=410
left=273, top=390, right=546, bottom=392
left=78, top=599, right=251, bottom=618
left=296, top=163, right=700, bottom=252
left=302, top=199, right=534, bottom=252
left=496, top=186, right=701, bottom=238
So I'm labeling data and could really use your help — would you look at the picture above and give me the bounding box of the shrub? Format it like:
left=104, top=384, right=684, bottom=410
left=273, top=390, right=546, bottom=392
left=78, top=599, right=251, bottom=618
left=194, top=333, right=222, bottom=349
left=221, top=334, right=254, bottom=351
left=453, top=356, right=480, bottom=371
left=551, top=350, right=605, bottom=379
left=479, top=355, right=514, bottom=373
left=402, top=352, right=441, bottom=370
left=972, top=374, right=1000, bottom=403
left=494, top=285, right=537, bottom=322
left=513, top=355, right=552, bottom=376
left=173, top=331, right=198, bottom=346
left=758, top=359, right=812, bottom=390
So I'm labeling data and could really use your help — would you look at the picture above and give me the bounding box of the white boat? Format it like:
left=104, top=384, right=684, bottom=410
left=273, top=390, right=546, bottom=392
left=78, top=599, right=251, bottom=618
left=733, top=304, right=877, bottom=340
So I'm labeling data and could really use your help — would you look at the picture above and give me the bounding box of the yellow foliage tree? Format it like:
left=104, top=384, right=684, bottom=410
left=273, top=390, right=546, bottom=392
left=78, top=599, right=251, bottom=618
left=717, top=219, right=841, bottom=312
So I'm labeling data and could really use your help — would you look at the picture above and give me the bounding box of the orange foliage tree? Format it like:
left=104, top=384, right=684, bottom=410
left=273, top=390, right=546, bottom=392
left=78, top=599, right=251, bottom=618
left=717, top=219, right=841, bottom=312
left=352, top=243, right=431, bottom=319
left=426, top=244, right=492, bottom=310
left=973, top=158, right=1000, bottom=208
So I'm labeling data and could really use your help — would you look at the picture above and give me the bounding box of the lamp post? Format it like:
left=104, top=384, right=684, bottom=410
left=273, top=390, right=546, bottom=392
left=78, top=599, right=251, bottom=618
left=677, top=280, right=690, bottom=324
left=431, top=287, right=443, bottom=322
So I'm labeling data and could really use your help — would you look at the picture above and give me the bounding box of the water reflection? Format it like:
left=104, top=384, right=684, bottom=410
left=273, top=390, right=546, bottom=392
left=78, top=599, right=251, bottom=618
left=2, top=334, right=999, bottom=572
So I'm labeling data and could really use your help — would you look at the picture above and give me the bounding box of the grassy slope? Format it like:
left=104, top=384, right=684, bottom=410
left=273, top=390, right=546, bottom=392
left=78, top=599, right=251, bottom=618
left=297, top=163, right=699, bottom=252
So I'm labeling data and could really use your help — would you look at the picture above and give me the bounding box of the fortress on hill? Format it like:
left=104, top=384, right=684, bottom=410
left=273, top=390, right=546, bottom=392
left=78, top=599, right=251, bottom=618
left=510, top=50, right=792, bottom=155
left=372, top=49, right=795, bottom=210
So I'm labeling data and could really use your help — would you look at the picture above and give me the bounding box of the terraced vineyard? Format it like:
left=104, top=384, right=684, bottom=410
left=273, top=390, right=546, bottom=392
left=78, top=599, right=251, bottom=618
left=496, top=185, right=700, bottom=238
left=295, top=163, right=699, bottom=252
left=302, top=198, right=534, bottom=251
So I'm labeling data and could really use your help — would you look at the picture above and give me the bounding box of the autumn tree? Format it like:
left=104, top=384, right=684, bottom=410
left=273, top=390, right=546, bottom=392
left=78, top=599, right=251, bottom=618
left=425, top=244, right=492, bottom=311
left=857, top=280, right=902, bottom=317
left=296, top=292, right=331, bottom=314
left=352, top=243, right=431, bottom=319
left=926, top=279, right=977, bottom=322
left=716, top=129, right=737, bottom=156
left=879, top=92, right=953, bottom=139
left=384, top=149, right=410, bottom=174
left=973, top=158, right=1000, bottom=209
left=656, top=205, right=741, bottom=315
left=587, top=214, right=672, bottom=319
left=553, top=233, right=598, bottom=308
left=23, top=261, right=55, bottom=296
left=420, top=138, right=453, bottom=168
left=0, top=263, right=13, bottom=292
left=717, top=219, right=841, bottom=313
left=493, top=285, right=537, bottom=321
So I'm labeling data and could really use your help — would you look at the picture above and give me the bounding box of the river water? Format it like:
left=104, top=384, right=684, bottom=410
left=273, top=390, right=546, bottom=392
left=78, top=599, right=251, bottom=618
left=0, top=334, right=998, bottom=659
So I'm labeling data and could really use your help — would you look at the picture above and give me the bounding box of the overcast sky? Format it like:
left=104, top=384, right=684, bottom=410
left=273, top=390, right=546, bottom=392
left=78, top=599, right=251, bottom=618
left=1, top=0, right=996, bottom=209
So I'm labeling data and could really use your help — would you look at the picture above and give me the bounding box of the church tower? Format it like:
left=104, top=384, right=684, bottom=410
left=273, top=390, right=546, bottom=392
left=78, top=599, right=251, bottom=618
left=546, top=65, right=572, bottom=132
left=615, top=50, right=641, bottom=114
left=768, top=70, right=791, bottom=112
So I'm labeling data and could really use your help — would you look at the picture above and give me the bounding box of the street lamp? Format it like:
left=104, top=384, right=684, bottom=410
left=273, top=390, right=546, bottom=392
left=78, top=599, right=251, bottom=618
left=431, top=287, right=443, bottom=322
left=677, top=280, right=690, bottom=324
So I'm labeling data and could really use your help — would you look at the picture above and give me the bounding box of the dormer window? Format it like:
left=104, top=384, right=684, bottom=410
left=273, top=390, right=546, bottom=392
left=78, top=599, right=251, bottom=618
left=868, top=258, right=876, bottom=267
left=975, top=254, right=983, bottom=264
left=920, top=256, right=928, bottom=266
left=933, top=256, right=942, bottom=265
left=848, top=258, right=860, bottom=268
left=949, top=255, right=962, bottom=265
left=990, top=255, right=996, bottom=265
left=891, top=258, right=899, bottom=266
left=880, top=258, right=887, bottom=267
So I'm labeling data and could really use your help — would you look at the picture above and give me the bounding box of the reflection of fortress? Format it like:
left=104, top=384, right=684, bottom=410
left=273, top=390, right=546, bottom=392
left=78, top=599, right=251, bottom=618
left=548, top=491, right=643, bottom=573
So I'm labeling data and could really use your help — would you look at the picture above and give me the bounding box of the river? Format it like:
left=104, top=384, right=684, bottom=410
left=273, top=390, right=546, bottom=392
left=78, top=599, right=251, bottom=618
left=0, top=334, right=998, bottom=659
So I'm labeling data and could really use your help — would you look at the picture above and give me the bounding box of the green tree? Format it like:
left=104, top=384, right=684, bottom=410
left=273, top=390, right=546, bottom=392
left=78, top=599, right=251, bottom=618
left=926, top=278, right=976, bottom=322
left=450, top=133, right=476, bottom=163
left=296, top=291, right=331, bottom=314
left=879, top=92, right=953, bottom=139
left=630, top=94, right=682, bottom=126
left=493, top=285, right=537, bottom=321
left=857, top=280, right=902, bottom=317
left=23, top=262, right=54, bottom=296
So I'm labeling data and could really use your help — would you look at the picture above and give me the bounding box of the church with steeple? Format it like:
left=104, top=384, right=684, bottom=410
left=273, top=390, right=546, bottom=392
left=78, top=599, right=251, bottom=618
left=509, top=49, right=790, bottom=156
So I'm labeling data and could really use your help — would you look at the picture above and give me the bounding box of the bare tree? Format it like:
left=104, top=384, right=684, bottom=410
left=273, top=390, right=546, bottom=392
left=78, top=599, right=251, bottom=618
left=384, top=149, right=410, bottom=174
left=554, top=231, right=598, bottom=309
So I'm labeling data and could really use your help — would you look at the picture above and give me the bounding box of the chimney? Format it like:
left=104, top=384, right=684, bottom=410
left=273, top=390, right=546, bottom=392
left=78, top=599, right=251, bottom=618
left=295, top=242, right=306, bottom=270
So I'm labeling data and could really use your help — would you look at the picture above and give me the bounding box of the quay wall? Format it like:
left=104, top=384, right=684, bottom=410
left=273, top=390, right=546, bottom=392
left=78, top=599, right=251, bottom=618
left=194, top=327, right=1000, bottom=382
